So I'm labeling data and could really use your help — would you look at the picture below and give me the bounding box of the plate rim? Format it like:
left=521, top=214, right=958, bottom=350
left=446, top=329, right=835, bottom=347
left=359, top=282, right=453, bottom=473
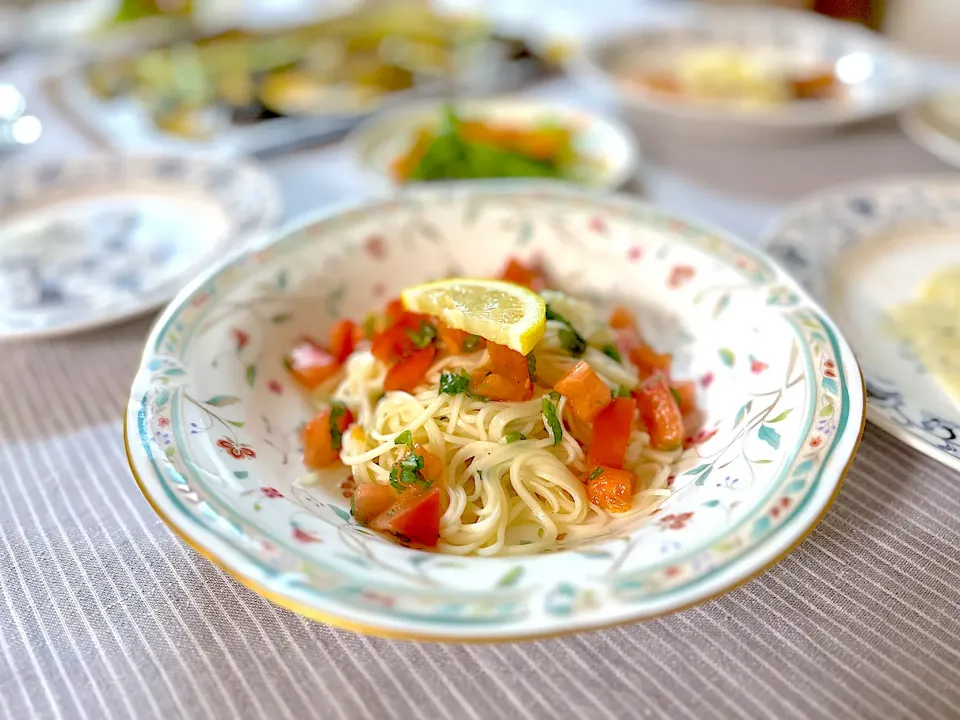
left=124, top=181, right=867, bottom=641
left=899, top=101, right=960, bottom=170
left=0, top=153, right=282, bottom=341
left=758, top=172, right=960, bottom=474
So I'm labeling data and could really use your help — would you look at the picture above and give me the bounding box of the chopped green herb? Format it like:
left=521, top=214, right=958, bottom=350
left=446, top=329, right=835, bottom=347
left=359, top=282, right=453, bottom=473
left=601, top=344, right=622, bottom=363
left=558, top=326, right=587, bottom=357
left=394, top=430, right=413, bottom=446
left=362, top=313, right=378, bottom=340
left=526, top=352, right=537, bottom=381
left=439, top=371, right=471, bottom=396
left=670, top=387, right=682, bottom=406
left=329, top=403, right=348, bottom=451
left=549, top=390, right=562, bottom=401
left=615, top=385, right=632, bottom=399
left=465, top=390, right=490, bottom=403
left=541, top=396, right=563, bottom=446
left=405, top=321, right=437, bottom=349
left=504, top=431, right=527, bottom=444
left=545, top=306, right=568, bottom=324
left=389, top=451, right=428, bottom=491
left=588, top=466, right=604, bottom=481
left=462, top=334, right=483, bottom=353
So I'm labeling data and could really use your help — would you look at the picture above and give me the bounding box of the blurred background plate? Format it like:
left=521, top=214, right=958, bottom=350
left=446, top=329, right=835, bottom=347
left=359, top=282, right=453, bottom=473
left=0, top=154, right=280, bottom=340
left=899, top=92, right=960, bottom=169
left=349, top=97, right=639, bottom=191
left=568, top=5, right=925, bottom=142
left=761, top=175, right=960, bottom=472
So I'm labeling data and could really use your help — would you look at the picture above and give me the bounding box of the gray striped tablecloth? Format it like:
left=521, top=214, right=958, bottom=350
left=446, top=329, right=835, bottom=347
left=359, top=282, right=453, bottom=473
left=2, top=313, right=960, bottom=720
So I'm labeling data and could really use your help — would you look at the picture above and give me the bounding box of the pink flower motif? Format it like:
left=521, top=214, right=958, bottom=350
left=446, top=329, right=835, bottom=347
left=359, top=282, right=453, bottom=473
left=191, top=292, right=210, bottom=308
left=627, top=246, right=642, bottom=261
left=771, top=497, right=791, bottom=518
left=810, top=436, right=823, bottom=448
left=292, top=526, right=321, bottom=543
left=267, top=379, right=282, bottom=395
left=736, top=257, right=750, bottom=269
left=660, top=512, right=694, bottom=530
left=668, top=265, right=695, bottom=289
left=750, top=357, right=768, bottom=374
left=664, top=566, right=681, bottom=577
left=364, top=234, right=386, bottom=259
left=216, top=437, right=256, bottom=459
left=156, top=417, right=170, bottom=428
left=261, top=487, right=283, bottom=498
left=360, top=590, right=396, bottom=608
left=339, top=475, right=356, bottom=500
left=700, top=371, right=715, bottom=388
left=588, top=216, right=607, bottom=233
left=231, top=328, right=250, bottom=352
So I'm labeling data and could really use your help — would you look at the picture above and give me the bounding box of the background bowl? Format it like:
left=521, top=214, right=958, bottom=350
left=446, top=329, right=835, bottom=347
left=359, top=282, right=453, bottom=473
left=568, top=7, right=923, bottom=142
left=125, top=182, right=864, bottom=641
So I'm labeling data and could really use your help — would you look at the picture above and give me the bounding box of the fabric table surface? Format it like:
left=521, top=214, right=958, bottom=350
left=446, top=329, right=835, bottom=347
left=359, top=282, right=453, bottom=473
left=3, top=38, right=960, bottom=720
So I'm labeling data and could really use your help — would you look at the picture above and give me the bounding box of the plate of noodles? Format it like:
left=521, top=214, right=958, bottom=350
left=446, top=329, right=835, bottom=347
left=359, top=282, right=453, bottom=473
left=125, top=182, right=865, bottom=641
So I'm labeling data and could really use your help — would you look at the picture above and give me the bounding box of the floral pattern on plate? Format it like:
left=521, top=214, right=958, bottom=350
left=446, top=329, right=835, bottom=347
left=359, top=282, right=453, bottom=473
left=126, top=182, right=864, bottom=640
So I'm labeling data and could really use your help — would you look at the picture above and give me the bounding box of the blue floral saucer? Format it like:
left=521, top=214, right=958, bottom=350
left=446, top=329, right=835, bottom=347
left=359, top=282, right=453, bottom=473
left=0, top=155, right=280, bottom=340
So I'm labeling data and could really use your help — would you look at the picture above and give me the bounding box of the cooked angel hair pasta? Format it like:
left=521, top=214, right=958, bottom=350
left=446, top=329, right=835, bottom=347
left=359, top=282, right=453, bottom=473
left=291, top=258, right=698, bottom=555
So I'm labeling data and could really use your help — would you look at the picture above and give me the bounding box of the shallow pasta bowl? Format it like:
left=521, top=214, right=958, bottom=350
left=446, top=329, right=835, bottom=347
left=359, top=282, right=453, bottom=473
left=124, top=182, right=864, bottom=641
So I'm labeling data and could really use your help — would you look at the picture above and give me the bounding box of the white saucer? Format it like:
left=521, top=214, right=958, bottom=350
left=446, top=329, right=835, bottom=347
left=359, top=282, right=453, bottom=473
left=900, top=92, right=960, bottom=169
left=0, top=155, right=280, bottom=340
left=761, top=176, right=960, bottom=473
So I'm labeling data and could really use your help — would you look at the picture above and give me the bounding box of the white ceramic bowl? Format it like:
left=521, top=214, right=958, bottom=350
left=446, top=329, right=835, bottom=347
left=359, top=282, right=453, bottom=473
left=348, top=97, right=640, bottom=191
left=125, top=182, right=864, bottom=641
left=567, top=6, right=923, bottom=142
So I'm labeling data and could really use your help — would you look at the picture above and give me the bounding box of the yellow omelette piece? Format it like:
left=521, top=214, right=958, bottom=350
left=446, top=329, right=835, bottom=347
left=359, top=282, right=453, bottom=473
left=400, top=278, right=546, bottom=355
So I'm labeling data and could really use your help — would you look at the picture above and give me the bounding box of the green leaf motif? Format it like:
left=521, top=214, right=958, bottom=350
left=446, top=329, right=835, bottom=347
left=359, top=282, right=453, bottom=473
left=785, top=479, right=805, bottom=493
left=233, top=471, right=248, bottom=479
left=821, top=377, right=839, bottom=394
left=714, top=293, right=731, bottom=318
left=203, top=395, right=240, bottom=407
left=163, top=446, right=175, bottom=457
left=753, top=459, right=773, bottom=464
left=155, top=389, right=170, bottom=408
left=227, top=419, right=245, bottom=428
left=703, top=499, right=720, bottom=508
left=162, top=368, right=186, bottom=377
left=245, top=365, right=257, bottom=387
left=330, top=505, right=352, bottom=523
left=768, top=408, right=792, bottom=423
left=819, top=404, right=834, bottom=417
left=758, top=425, right=781, bottom=450
left=276, top=270, right=289, bottom=289
left=694, top=467, right=713, bottom=486
left=718, top=348, right=735, bottom=367
left=497, top=566, right=524, bottom=588
left=734, top=401, right=752, bottom=428
left=684, top=463, right=711, bottom=476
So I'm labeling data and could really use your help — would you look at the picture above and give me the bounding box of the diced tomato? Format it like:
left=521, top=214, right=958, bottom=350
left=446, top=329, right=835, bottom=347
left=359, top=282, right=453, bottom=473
left=487, top=343, right=530, bottom=384
left=371, top=486, right=442, bottom=547
left=634, top=375, right=684, bottom=451
left=414, top=445, right=445, bottom=485
left=609, top=306, right=637, bottom=331
left=629, top=343, right=672, bottom=379
left=469, top=370, right=533, bottom=402
left=588, top=397, right=636, bottom=469
left=554, top=361, right=612, bottom=423
left=438, top=324, right=481, bottom=356
left=586, top=466, right=637, bottom=513
left=671, top=380, right=697, bottom=416
left=384, top=346, right=436, bottom=392
left=352, top=483, right=398, bottom=524
left=328, top=319, right=356, bottom=364
left=498, top=257, right=550, bottom=292
left=302, top=407, right=354, bottom=469
left=385, top=298, right=405, bottom=323
left=371, top=324, right=414, bottom=364
left=287, top=338, right=340, bottom=390
left=351, top=322, right=367, bottom=345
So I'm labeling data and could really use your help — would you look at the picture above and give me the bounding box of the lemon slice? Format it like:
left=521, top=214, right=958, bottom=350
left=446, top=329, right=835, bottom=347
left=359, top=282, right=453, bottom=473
left=401, top=278, right=546, bottom=355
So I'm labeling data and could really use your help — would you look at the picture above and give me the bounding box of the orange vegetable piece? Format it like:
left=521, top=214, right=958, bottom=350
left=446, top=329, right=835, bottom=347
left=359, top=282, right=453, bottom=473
left=328, top=319, right=356, bottom=364
left=469, top=370, right=533, bottom=402
left=629, top=343, right=672, bottom=379
left=588, top=397, right=635, bottom=469
left=634, top=375, right=684, bottom=451
left=554, top=360, right=612, bottom=423
left=487, top=343, right=531, bottom=384
left=438, top=324, right=482, bottom=355
left=671, top=380, right=697, bottom=416
left=609, top=306, right=637, bottom=330
left=586, top=466, right=637, bottom=513
left=370, top=486, right=442, bottom=547
left=498, top=257, right=550, bottom=292
left=413, top=444, right=444, bottom=486
left=385, top=299, right=405, bottom=323
left=384, top=346, right=436, bottom=392
left=287, top=338, right=340, bottom=390
left=302, top=406, right=354, bottom=470
left=352, top=483, right=398, bottom=524
left=391, top=128, right=434, bottom=182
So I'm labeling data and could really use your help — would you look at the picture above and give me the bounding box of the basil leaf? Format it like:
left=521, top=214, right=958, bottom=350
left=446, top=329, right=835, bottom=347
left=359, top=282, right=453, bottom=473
left=329, top=402, right=348, bottom=451
left=439, top=371, right=471, bottom=396
left=601, top=344, right=622, bottom=363
left=670, top=387, right=682, bottom=406
left=589, top=466, right=604, bottom=481
left=462, top=334, right=483, bottom=353
left=615, top=385, right=632, bottom=399
left=394, top=430, right=413, bottom=446
left=405, top=320, right=437, bottom=349
left=541, top=396, right=563, bottom=446
left=504, top=431, right=526, bottom=444
left=526, top=352, right=537, bottom=381
left=558, top=326, right=587, bottom=357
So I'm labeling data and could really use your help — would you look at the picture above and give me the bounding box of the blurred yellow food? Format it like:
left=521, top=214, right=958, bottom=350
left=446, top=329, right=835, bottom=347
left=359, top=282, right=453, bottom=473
left=674, top=47, right=791, bottom=106
left=887, top=266, right=960, bottom=404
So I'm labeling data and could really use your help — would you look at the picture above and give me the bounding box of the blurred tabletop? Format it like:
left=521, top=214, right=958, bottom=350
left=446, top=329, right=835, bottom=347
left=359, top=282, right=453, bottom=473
left=2, top=2, right=960, bottom=719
